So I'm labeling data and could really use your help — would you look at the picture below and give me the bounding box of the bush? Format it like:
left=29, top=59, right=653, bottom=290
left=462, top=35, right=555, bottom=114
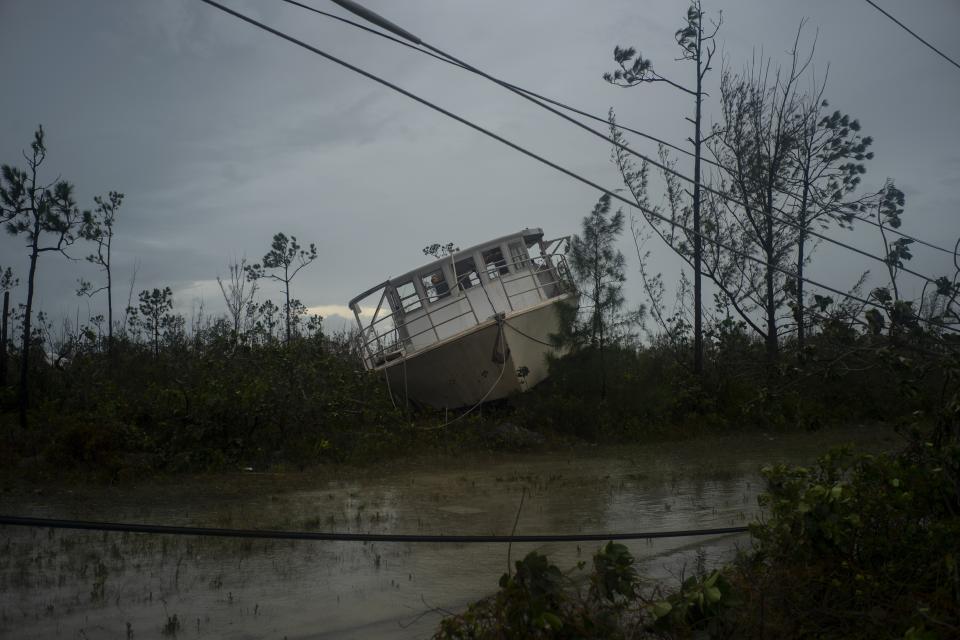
left=733, top=441, right=960, bottom=639
left=0, top=332, right=407, bottom=475
left=436, top=544, right=643, bottom=640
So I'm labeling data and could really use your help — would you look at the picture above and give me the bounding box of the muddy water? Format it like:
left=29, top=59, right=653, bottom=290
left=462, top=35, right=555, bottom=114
left=1, top=425, right=896, bottom=639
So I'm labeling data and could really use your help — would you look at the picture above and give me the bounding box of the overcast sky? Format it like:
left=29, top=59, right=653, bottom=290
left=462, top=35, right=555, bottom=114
left=1, top=0, right=958, bottom=334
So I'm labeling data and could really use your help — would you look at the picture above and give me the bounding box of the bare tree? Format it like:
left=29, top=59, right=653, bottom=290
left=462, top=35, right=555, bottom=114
left=217, top=256, right=258, bottom=344
left=708, top=32, right=814, bottom=371
left=79, top=190, right=124, bottom=359
left=121, top=258, right=140, bottom=335
left=611, top=118, right=758, bottom=356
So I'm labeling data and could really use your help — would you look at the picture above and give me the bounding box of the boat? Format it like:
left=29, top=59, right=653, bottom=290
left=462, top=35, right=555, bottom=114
left=347, top=228, right=576, bottom=408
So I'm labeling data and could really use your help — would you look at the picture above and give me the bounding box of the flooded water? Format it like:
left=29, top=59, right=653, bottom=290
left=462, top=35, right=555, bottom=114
left=1, top=425, right=897, bottom=639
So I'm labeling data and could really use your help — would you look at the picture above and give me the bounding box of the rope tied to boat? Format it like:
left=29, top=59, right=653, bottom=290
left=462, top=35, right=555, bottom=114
left=504, top=318, right=558, bottom=348
left=415, top=313, right=509, bottom=431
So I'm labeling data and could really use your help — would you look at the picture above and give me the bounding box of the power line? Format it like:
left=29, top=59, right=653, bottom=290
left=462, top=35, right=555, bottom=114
left=279, top=2, right=691, bottom=154
left=0, top=514, right=748, bottom=543
left=325, top=1, right=949, bottom=289
left=282, top=0, right=955, bottom=258
left=416, top=314, right=509, bottom=431
left=422, top=32, right=948, bottom=290
left=197, top=0, right=960, bottom=335
left=862, top=0, right=960, bottom=72
left=287, top=0, right=957, bottom=259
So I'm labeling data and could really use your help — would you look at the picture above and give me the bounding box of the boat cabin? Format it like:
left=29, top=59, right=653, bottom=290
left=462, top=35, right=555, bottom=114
left=348, top=228, right=571, bottom=370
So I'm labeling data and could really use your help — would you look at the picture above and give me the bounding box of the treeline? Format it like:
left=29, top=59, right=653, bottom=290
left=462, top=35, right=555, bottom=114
left=0, top=114, right=957, bottom=477
left=0, top=228, right=409, bottom=476
left=0, top=127, right=414, bottom=476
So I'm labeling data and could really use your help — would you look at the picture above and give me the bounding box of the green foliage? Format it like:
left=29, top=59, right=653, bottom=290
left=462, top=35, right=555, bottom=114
left=134, top=287, right=173, bottom=358
left=603, top=45, right=654, bottom=86
left=1, top=125, right=95, bottom=426
left=0, top=326, right=411, bottom=476
left=590, top=542, right=638, bottom=604
left=436, top=552, right=568, bottom=639
left=422, top=242, right=459, bottom=258
left=436, top=547, right=641, bottom=640
left=1, top=128, right=90, bottom=246
left=566, top=193, right=627, bottom=350
left=735, top=441, right=960, bottom=638
left=435, top=542, right=745, bottom=639
left=244, top=232, right=318, bottom=343
left=649, top=569, right=740, bottom=636
left=248, top=232, right=318, bottom=278
left=498, top=552, right=568, bottom=634
left=438, top=433, right=960, bottom=640
left=0, top=266, right=18, bottom=292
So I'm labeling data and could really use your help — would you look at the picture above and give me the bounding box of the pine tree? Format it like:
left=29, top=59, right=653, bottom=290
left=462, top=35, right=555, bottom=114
left=567, top=194, right=627, bottom=398
left=1, top=126, right=90, bottom=427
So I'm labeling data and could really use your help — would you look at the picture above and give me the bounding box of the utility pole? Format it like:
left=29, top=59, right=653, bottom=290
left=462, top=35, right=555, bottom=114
left=605, top=1, right=720, bottom=375
left=0, top=291, right=8, bottom=387
left=692, top=13, right=704, bottom=375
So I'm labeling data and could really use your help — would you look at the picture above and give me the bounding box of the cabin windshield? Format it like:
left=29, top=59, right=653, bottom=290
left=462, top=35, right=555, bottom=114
left=420, top=269, right=450, bottom=303
left=455, top=257, right=480, bottom=290
left=394, top=280, right=421, bottom=313
left=508, top=241, right=528, bottom=269
left=482, top=247, right=509, bottom=279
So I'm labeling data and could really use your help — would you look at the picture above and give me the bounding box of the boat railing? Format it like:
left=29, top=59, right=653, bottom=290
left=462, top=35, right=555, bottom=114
left=359, top=287, right=477, bottom=368
left=357, top=250, right=573, bottom=370
left=497, top=254, right=574, bottom=312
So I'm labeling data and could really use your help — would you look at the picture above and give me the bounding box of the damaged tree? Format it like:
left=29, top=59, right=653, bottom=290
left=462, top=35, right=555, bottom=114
left=1, top=126, right=90, bottom=427
left=604, top=0, right=720, bottom=375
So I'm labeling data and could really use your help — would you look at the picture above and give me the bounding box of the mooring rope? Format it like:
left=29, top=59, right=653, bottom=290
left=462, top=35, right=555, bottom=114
left=0, top=514, right=748, bottom=543
left=413, top=314, right=510, bottom=431
left=504, top=319, right=557, bottom=348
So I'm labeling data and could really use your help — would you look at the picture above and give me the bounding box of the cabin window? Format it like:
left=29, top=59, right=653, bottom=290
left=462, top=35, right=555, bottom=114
left=394, top=280, right=422, bottom=313
left=508, top=242, right=528, bottom=270
left=420, top=269, right=450, bottom=303
left=482, top=247, right=509, bottom=279
left=455, top=257, right=481, bottom=290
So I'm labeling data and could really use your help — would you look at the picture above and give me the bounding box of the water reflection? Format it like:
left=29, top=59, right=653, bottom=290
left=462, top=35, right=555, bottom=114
left=1, top=425, right=896, bottom=638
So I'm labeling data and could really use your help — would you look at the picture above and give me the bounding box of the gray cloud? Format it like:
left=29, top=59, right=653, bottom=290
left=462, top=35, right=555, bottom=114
left=2, top=0, right=958, bottom=331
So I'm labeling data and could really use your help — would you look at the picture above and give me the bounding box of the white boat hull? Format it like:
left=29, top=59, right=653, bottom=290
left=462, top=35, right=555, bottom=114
left=380, top=294, right=573, bottom=408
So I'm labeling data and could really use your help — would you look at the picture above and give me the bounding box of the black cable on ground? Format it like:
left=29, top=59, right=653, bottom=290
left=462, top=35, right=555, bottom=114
left=0, top=514, right=748, bottom=543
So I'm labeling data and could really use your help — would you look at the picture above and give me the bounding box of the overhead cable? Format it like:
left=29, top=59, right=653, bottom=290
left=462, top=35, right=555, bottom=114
left=284, top=0, right=957, bottom=258
left=319, top=0, right=949, bottom=289
left=862, top=0, right=960, bottom=72
left=197, top=0, right=960, bottom=335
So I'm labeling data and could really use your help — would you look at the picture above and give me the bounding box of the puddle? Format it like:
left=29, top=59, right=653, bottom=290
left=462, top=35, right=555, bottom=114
left=0, top=424, right=898, bottom=638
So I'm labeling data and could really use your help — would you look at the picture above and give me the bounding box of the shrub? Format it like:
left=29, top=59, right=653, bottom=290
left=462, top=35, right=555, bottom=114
left=734, top=440, right=960, bottom=638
